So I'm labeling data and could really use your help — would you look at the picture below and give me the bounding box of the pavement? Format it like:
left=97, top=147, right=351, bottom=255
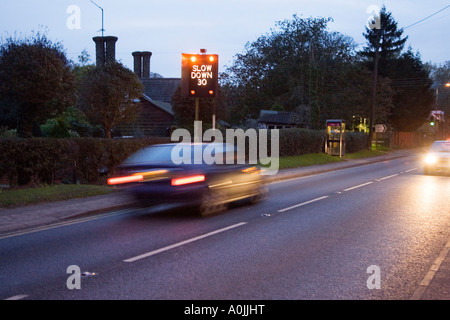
left=0, top=148, right=448, bottom=300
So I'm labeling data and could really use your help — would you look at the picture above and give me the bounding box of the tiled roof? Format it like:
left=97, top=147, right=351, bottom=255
left=141, top=94, right=174, bottom=116
left=140, top=78, right=181, bottom=103
left=258, top=110, right=303, bottom=125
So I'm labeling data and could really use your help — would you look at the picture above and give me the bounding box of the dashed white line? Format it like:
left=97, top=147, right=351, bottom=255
left=379, top=174, right=399, bottom=181
left=277, top=196, right=329, bottom=213
left=123, top=222, right=247, bottom=263
left=404, top=168, right=418, bottom=173
left=343, top=182, right=373, bottom=192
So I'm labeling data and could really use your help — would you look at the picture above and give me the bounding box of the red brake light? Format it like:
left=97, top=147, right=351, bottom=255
left=108, top=175, right=144, bottom=185
left=171, top=175, right=205, bottom=186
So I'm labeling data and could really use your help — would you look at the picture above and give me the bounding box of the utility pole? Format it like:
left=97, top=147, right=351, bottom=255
left=367, top=29, right=381, bottom=150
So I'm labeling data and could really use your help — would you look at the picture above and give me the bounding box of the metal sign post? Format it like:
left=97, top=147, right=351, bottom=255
left=181, top=50, right=219, bottom=141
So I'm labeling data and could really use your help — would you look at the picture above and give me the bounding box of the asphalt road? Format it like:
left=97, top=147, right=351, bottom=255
left=1, top=153, right=449, bottom=302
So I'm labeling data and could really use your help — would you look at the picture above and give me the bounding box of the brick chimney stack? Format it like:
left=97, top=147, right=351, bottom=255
left=93, top=36, right=118, bottom=67
left=132, top=51, right=152, bottom=78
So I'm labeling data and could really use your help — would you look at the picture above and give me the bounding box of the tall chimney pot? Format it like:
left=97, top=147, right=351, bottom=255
left=132, top=51, right=142, bottom=78
left=93, top=36, right=118, bottom=67
left=141, top=51, right=152, bottom=79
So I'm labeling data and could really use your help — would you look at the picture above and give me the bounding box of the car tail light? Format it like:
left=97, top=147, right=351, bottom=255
left=171, top=175, right=205, bottom=186
left=108, top=175, right=144, bottom=185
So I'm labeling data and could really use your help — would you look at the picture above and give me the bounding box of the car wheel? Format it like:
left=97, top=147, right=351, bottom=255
left=249, top=185, right=268, bottom=204
left=199, top=189, right=227, bottom=217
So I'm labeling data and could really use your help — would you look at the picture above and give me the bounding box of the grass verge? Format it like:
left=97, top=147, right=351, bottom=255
left=262, top=149, right=389, bottom=170
left=277, top=153, right=342, bottom=170
left=343, top=149, right=388, bottom=160
left=0, top=184, right=115, bottom=208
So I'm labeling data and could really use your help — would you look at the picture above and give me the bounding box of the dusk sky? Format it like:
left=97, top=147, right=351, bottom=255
left=1, top=0, right=449, bottom=78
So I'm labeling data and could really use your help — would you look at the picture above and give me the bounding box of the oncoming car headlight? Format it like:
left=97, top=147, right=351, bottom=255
left=425, top=154, right=438, bottom=165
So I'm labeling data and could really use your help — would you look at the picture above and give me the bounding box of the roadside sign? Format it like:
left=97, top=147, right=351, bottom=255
left=181, top=53, right=219, bottom=98
left=375, top=124, right=387, bottom=133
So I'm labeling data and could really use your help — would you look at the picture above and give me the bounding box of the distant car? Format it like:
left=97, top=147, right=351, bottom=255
left=424, top=140, right=450, bottom=175
left=108, top=143, right=268, bottom=216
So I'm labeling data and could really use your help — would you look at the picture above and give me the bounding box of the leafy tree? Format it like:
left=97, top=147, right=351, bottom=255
left=430, top=61, right=450, bottom=114
left=388, top=49, right=434, bottom=131
left=222, top=15, right=386, bottom=129
left=0, top=31, right=76, bottom=137
left=77, top=62, right=143, bottom=138
left=77, top=49, right=92, bottom=67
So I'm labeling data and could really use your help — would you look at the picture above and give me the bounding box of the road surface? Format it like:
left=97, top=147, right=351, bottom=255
left=1, top=152, right=449, bottom=302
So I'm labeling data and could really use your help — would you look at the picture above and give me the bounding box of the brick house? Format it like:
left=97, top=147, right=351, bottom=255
left=258, top=110, right=305, bottom=129
left=116, top=51, right=181, bottom=137
left=92, top=37, right=180, bottom=137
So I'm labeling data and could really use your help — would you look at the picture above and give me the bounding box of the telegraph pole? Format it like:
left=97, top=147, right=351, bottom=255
left=367, top=29, right=381, bottom=150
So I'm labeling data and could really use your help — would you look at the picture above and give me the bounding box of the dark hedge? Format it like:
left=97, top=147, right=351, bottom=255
left=0, top=137, right=169, bottom=186
left=0, top=130, right=367, bottom=187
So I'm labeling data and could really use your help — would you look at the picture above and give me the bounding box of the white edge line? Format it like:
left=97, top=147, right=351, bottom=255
left=4, top=294, right=28, bottom=300
left=124, top=222, right=247, bottom=263
left=404, top=168, right=418, bottom=173
left=411, top=237, right=450, bottom=300
left=277, top=196, right=329, bottom=213
left=0, top=209, right=136, bottom=241
left=343, top=181, right=373, bottom=192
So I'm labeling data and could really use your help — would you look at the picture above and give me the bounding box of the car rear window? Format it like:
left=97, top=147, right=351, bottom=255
left=124, top=144, right=241, bottom=165
left=124, top=145, right=175, bottom=164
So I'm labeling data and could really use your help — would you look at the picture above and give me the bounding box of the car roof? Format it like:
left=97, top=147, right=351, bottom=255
left=149, top=142, right=238, bottom=149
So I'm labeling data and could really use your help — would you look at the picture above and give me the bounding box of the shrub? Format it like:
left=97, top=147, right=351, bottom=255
left=0, top=137, right=169, bottom=186
left=345, top=132, right=368, bottom=154
left=278, top=128, right=326, bottom=157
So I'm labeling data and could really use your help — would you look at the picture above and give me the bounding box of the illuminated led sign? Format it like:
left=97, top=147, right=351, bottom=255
left=181, top=53, right=219, bottom=98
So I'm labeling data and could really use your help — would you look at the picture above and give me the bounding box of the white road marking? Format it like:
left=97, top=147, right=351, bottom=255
left=0, top=208, right=137, bottom=240
left=410, top=237, right=450, bottom=300
left=123, top=222, right=248, bottom=263
left=379, top=174, right=399, bottom=181
left=343, top=182, right=373, bottom=192
left=404, top=168, right=418, bottom=173
left=4, top=294, right=28, bottom=300
left=277, top=196, right=329, bottom=213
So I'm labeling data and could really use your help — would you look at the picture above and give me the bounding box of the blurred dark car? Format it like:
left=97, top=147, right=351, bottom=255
left=108, top=143, right=268, bottom=216
left=424, top=140, right=450, bottom=175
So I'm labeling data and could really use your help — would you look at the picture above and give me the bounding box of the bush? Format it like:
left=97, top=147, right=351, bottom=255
left=0, top=137, right=169, bottom=186
left=345, top=132, right=368, bottom=154
left=278, top=128, right=326, bottom=157
left=0, top=130, right=368, bottom=187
